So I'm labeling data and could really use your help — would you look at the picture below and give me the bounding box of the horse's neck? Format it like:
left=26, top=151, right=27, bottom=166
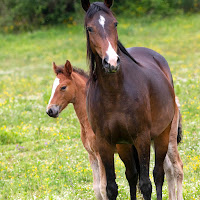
left=94, top=54, right=124, bottom=91
left=72, top=73, right=92, bottom=134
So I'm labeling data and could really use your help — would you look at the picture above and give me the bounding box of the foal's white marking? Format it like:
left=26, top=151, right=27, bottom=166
left=99, top=15, right=105, bottom=29
left=106, top=40, right=119, bottom=66
left=47, top=77, right=60, bottom=107
left=175, top=96, right=180, bottom=108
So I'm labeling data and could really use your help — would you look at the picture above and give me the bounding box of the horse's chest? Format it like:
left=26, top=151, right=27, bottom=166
left=87, top=94, right=144, bottom=143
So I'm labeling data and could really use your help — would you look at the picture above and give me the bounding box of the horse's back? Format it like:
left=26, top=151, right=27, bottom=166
left=127, top=47, right=173, bottom=86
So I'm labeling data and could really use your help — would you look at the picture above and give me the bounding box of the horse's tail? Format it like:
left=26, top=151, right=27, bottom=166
left=175, top=96, right=183, bottom=144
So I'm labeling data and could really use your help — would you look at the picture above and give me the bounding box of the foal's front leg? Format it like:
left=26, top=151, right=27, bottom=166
left=134, top=133, right=152, bottom=200
left=97, top=136, right=118, bottom=200
left=89, top=153, right=103, bottom=200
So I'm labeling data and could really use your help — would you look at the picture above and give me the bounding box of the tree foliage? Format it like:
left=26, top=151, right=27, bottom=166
left=0, top=0, right=200, bottom=32
left=0, top=0, right=76, bottom=32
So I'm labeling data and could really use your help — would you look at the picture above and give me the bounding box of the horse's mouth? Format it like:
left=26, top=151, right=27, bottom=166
left=104, top=65, right=120, bottom=73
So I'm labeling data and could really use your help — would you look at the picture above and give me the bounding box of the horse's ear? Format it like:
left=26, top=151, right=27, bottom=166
left=53, top=62, right=58, bottom=74
left=64, top=60, right=73, bottom=77
left=104, top=0, right=113, bottom=8
left=81, top=0, right=90, bottom=12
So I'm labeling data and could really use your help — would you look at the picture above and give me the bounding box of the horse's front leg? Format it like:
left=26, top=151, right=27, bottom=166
left=134, top=132, right=152, bottom=200
left=96, top=135, right=118, bottom=200
left=117, top=144, right=138, bottom=200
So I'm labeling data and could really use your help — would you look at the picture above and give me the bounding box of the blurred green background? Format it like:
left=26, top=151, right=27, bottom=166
left=0, top=0, right=200, bottom=199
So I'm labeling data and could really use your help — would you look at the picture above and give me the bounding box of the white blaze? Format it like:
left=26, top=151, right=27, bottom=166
left=106, top=40, right=118, bottom=66
left=47, top=77, right=60, bottom=107
left=99, top=15, right=105, bottom=29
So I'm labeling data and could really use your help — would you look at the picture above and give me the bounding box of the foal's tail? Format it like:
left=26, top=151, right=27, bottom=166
left=175, top=96, right=183, bottom=144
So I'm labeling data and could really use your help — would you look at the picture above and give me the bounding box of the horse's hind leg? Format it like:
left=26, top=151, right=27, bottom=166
left=89, top=153, right=103, bottom=200
left=153, top=124, right=171, bottom=200
left=163, top=154, right=176, bottom=200
left=117, top=144, right=138, bottom=200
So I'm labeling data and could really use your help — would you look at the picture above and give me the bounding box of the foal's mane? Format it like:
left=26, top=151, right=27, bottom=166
left=84, top=2, right=139, bottom=82
left=56, top=65, right=89, bottom=80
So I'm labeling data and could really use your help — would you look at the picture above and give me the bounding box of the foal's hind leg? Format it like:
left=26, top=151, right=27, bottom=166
left=167, top=105, right=184, bottom=200
left=153, top=124, right=171, bottom=200
left=164, top=154, right=176, bottom=200
left=117, top=144, right=138, bottom=200
left=167, top=144, right=183, bottom=200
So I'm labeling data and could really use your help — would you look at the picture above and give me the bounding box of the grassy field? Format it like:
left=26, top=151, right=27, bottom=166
left=0, top=13, right=200, bottom=199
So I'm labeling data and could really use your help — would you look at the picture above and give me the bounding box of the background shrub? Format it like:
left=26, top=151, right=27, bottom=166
left=0, top=0, right=200, bottom=32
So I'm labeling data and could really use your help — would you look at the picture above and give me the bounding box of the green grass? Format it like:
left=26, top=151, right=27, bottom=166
left=0, top=13, right=200, bottom=199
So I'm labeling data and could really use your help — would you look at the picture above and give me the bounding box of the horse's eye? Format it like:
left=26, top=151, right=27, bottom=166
left=114, top=22, right=118, bottom=28
left=87, top=27, right=93, bottom=32
left=61, top=86, right=67, bottom=91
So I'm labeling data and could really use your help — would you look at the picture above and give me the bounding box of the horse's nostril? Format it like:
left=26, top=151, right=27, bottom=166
left=103, top=57, right=109, bottom=68
left=117, top=57, right=120, bottom=66
left=104, top=57, right=109, bottom=64
left=47, top=108, right=53, bottom=116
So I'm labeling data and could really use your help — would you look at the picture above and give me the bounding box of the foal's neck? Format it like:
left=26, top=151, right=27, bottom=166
left=72, top=73, right=91, bottom=132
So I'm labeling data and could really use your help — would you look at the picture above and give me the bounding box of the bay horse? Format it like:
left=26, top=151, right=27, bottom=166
left=81, top=0, right=183, bottom=199
left=46, top=60, right=138, bottom=200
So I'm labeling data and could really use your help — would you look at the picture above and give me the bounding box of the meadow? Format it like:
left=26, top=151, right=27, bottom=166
left=0, top=13, right=199, bottom=199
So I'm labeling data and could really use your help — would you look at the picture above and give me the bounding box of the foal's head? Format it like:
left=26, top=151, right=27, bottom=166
left=46, top=60, right=76, bottom=118
left=81, top=0, right=120, bottom=73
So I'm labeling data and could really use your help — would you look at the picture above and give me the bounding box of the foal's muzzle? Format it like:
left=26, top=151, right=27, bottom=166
left=46, top=105, right=60, bottom=118
left=102, top=56, right=120, bottom=73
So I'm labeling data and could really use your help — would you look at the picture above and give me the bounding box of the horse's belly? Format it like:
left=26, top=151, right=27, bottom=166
left=150, top=93, right=175, bottom=138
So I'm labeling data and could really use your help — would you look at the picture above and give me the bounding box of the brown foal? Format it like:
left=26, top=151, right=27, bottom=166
left=46, top=60, right=136, bottom=200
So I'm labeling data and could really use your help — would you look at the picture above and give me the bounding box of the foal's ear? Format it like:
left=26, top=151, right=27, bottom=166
left=104, top=0, right=113, bottom=8
left=81, top=0, right=90, bottom=12
left=64, top=60, right=73, bottom=77
left=53, top=62, right=58, bottom=74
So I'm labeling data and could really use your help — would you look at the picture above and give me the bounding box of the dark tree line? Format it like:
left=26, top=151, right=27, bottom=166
left=0, top=0, right=200, bottom=32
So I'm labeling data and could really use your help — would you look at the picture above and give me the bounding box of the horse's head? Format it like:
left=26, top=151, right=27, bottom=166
left=46, top=60, right=76, bottom=118
left=82, top=0, right=120, bottom=73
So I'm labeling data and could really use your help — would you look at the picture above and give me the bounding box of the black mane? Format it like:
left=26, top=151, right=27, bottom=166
left=84, top=3, right=139, bottom=82
left=117, top=40, right=139, bottom=65
left=85, top=2, right=110, bottom=20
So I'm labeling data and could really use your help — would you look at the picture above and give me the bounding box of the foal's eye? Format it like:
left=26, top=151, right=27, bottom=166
left=114, top=22, right=118, bottom=28
left=61, top=86, right=67, bottom=91
left=87, top=27, right=93, bottom=32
